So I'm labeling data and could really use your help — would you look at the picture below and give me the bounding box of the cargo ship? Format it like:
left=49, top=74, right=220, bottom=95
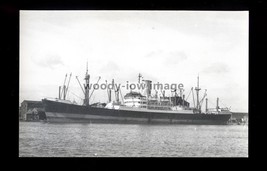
left=42, top=64, right=232, bottom=125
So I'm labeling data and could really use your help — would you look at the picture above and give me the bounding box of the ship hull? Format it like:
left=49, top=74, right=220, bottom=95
left=42, top=99, right=231, bottom=125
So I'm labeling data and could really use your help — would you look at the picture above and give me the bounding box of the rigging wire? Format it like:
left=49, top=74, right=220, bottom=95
left=70, top=91, right=83, bottom=100
left=185, top=88, right=192, bottom=101
left=220, top=100, right=229, bottom=108
left=207, top=98, right=217, bottom=108
left=192, top=88, right=195, bottom=108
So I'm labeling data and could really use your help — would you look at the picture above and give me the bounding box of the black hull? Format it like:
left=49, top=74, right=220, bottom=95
left=42, top=99, right=231, bottom=125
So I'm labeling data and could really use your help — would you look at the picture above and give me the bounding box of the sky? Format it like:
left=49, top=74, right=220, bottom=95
left=20, top=10, right=248, bottom=112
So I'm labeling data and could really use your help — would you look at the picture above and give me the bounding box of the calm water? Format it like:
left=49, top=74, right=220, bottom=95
left=19, top=122, right=248, bottom=157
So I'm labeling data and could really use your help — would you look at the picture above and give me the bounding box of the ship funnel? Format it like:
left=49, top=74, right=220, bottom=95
left=143, top=80, right=152, bottom=98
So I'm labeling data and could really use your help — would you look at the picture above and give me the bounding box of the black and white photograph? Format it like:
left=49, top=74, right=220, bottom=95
left=19, top=10, right=248, bottom=157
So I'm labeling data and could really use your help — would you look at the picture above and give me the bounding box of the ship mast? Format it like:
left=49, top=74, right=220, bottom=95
left=83, top=62, right=90, bottom=106
left=64, top=73, right=72, bottom=100
left=105, top=80, right=111, bottom=103
left=216, top=97, right=219, bottom=112
left=205, top=98, right=208, bottom=113
left=138, top=73, right=142, bottom=84
left=138, top=73, right=142, bottom=94
left=60, top=74, right=67, bottom=100
left=195, top=75, right=201, bottom=113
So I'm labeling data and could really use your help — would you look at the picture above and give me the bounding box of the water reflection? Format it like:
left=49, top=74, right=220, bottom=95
left=19, top=122, right=248, bottom=157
